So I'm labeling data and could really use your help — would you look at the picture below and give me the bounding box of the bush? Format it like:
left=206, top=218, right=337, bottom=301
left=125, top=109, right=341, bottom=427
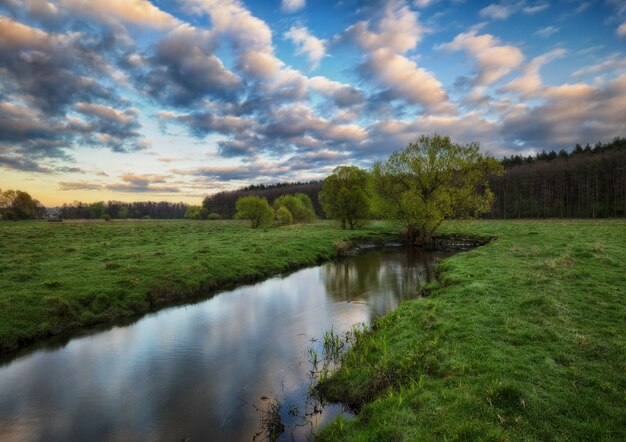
left=1, top=211, right=17, bottom=221
left=100, top=214, right=111, bottom=221
left=276, top=206, right=293, bottom=225
left=273, top=193, right=316, bottom=223
left=235, top=196, right=275, bottom=228
left=185, top=206, right=202, bottom=220
left=207, top=212, right=222, bottom=220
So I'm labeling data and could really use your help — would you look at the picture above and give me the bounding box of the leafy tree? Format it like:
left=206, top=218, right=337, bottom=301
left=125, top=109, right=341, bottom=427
left=236, top=196, right=275, bottom=228
left=319, top=166, right=371, bottom=229
left=0, top=189, right=41, bottom=219
left=371, top=134, right=503, bottom=244
left=273, top=193, right=316, bottom=223
left=276, top=206, right=294, bottom=225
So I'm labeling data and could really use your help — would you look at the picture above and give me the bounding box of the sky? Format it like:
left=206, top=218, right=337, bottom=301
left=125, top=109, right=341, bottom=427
left=0, top=0, right=625, bottom=205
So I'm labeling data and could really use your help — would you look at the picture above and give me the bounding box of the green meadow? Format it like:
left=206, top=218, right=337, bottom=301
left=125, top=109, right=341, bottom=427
left=317, top=219, right=626, bottom=441
left=1, top=219, right=624, bottom=440
left=0, top=219, right=391, bottom=354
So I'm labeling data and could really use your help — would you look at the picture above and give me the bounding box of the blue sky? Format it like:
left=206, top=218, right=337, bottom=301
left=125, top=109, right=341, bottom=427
left=0, top=0, right=625, bottom=204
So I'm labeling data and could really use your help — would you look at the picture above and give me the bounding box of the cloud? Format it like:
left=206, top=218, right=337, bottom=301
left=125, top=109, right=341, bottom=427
left=58, top=181, right=102, bottom=191
left=262, top=104, right=367, bottom=143
left=500, top=75, right=626, bottom=149
left=345, top=3, right=423, bottom=54
left=282, top=0, right=305, bottom=13
left=499, top=48, right=566, bottom=98
left=570, top=53, right=626, bottom=78
left=173, top=150, right=348, bottom=183
left=361, top=49, right=455, bottom=113
left=345, top=3, right=454, bottom=114
left=363, top=112, right=501, bottom=157
left=0, top=16, right=119, bottom=115
left=414, top=0, right=438, bottom=8
left=285, top=26, right=326, bottom=68
left=309, top=76, right=364, bottom=107
left=138, top=24, right=241, bottom=107
left=186, top=0, right=309, bottom=101
left=439, top=30, right=524, bottom=87
left=59, top=0, right=181, bottom=30
left=479, top=2, right=522, bottom=20
left=105, top=173, right=181, bottom=193
left=0, top=150, right=53, bottom=172
left=157, top=108, right=252, bottom=138
left=617, top=21, right=626, bottom=37
left=523, top=3, right=549, bottom=14
left=73, top=103, right=146, bottom=152
left=0, top=15, right=150, bottom=171
left=535, top=26, right=559, bottom=37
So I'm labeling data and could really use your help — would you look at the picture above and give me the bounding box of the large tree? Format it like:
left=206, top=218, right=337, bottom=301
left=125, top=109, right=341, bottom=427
left=319, top=166, right=371, bottom=229
left=0, top=189, right=42, bottom=220
left=371, top=134, right=503, bottom=244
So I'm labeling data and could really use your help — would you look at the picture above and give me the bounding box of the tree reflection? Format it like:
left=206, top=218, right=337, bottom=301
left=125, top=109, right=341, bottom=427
left=321, top=247, right=445, bottom=317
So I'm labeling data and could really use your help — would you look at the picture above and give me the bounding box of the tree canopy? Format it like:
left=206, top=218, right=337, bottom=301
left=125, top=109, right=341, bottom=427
left=0, top=189, right=45, bottom=220
left=371, top=134, right=503, bottom=244
left=235, top=196, right=275, bottom=228
left=319, top=166, right=371, bottom=229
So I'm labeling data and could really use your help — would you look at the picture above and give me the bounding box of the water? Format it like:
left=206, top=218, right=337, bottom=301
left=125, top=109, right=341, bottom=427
left=0, top=247, right=453, bottom=441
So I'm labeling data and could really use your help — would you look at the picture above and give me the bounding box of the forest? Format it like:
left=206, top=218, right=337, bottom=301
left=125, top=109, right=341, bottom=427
left=489, top=137, right=626, bottom=218
left=57, top=200, right=189, bottom=220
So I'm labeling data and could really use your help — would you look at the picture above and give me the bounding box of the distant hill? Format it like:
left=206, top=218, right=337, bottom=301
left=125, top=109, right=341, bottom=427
left=202, top=181, right=323, bottom=219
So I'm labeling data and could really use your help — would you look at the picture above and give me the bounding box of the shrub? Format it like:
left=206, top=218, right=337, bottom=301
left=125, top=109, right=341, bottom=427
left=2, top=211, right=17, bottom=221
left=185, top=206, right=202, bottom=220
left=207, top=213, right=222, bottom=220
left=273, top=193, right=316, bottom=223
left=235, top=196, right=275, bottom=228
left=100, top=214, right=111, bottom=221
left=276, top=206, right=293, bottom=225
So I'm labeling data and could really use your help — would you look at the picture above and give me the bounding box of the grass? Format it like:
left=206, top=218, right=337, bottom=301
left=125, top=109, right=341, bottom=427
left=0, top=219, right=393, bottom=354
left=315, top=219, right=626, bottom=441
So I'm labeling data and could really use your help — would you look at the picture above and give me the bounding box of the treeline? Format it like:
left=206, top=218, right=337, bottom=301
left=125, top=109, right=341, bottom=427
left=59, top=201, right=189, bottom=219
left=203, top=181, right=323, bottom=219
left=0, top=189, right=46, bottom=220
left=490, top=137, right=626, bottom=218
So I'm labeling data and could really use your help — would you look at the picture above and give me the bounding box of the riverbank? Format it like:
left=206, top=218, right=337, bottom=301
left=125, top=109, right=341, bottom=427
left=316, top=219, right=626, bottom=440
left=0, top=220, right=396, bottom=354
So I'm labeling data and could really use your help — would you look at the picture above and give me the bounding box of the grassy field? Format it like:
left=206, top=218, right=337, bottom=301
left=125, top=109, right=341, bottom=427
left=0, top=219, right=393, bottom=354
left=316, top=219, right=626, bottom=441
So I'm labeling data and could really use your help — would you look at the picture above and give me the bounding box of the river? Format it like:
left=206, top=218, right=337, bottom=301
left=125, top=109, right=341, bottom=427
left=0, top=246, right=453, bottom=441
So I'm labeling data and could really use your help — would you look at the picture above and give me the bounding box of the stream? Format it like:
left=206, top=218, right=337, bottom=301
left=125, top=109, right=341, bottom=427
left=0, top=246, right=454, bottom=441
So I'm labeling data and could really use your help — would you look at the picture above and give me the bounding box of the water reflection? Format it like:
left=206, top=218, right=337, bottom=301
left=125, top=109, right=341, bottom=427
left=0, top=247, right=453, bottom=441
left=323, top=247, right=451, bottom=317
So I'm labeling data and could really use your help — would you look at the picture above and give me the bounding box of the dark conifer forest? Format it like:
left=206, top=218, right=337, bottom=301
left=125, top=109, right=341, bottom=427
left=489, top=137, right=625, bottom=218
